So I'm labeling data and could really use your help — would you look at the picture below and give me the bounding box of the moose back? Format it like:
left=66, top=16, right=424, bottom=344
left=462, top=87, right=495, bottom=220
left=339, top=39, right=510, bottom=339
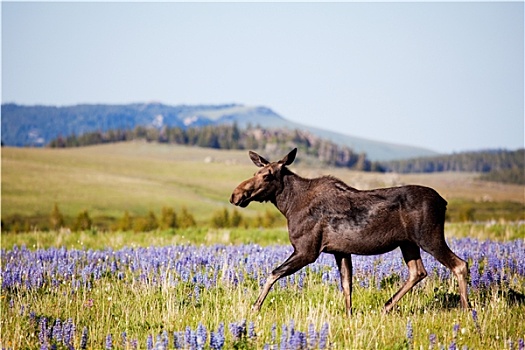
left=230, top=148, right=469, bottom=316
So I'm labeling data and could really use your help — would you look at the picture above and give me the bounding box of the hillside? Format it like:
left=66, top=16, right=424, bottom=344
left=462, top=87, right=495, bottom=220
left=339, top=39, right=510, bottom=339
left=2, top=142, right=523, bottom=230
left=1, top=102, right=437, bottom=161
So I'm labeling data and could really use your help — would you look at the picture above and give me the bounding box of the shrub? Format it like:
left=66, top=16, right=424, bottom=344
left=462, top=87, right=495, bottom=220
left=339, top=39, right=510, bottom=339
left=133, top=211, right=158, bottom=232
left=116, top=211, right=133, bottom=231
left=211, top=208, right=230, bottom=228
left=178, top=206, right=196, bottom=228
left=230, top=209, right=244, bottom=228
left=49, top=203, right=65, bottom=230
left=159, top=207, right=178, bottom=230
left=73, top=210, right=92, bottom=231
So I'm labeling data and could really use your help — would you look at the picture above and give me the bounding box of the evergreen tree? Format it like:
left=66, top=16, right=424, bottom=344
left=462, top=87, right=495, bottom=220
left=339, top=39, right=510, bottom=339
left=73, top=210, right=92, bottom=231
left=159, top=207, right=178, bottom=230
left=211, top=208, right=229, bottom=228
left=230, top=209, right=243, bottom=227
left=178, top=206, right=196, bottom=228
left=117, top=211, right=133, bottom=231
left=50, top=203, right=65, bottom=230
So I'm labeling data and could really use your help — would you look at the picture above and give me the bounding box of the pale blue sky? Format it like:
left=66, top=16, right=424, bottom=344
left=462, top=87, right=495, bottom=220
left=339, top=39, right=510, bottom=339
left=2, top=2, right=523, bottom=153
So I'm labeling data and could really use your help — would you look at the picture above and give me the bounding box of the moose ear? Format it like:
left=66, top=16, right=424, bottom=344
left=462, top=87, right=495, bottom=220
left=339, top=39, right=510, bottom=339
left=279, top=148, right=297, bottom=166
left=249, top=151, right=270, bottom=167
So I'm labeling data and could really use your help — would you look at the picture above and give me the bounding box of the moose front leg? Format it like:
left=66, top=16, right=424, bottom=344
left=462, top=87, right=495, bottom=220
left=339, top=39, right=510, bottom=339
left=253, top=250, right=318, bottom=312
left=335, top=254, right=353, bottom=317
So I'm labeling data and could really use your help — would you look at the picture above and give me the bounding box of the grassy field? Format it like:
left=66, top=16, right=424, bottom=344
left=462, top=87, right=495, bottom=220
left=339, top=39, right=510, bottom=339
left=2, top=142, right=524, bottom=229
left=2, top=143, right=524, bottom=348
left=1, top=226, right=524, bottom=349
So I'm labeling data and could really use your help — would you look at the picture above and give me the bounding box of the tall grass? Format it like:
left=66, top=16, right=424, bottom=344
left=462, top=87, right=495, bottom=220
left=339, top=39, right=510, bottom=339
left=1, top=226, right=524, bottom=349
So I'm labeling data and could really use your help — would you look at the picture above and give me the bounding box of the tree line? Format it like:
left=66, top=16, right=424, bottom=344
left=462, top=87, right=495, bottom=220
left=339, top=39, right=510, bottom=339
left=47, top=124, right=524, bottom=183
left=48, top=124, right=380, bottom=171
left=380, top=149, right=524, bottom=184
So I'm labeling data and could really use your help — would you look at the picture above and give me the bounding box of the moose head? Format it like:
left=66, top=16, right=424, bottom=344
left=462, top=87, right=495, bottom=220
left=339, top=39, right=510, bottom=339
left=230, top=148, right=297, bottom=208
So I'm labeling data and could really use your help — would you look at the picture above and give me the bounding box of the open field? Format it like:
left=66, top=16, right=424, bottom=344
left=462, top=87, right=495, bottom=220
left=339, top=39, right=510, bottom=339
left=2, top=141, right=524, bottom=350
left=2, top=142, right=524, bottom=229
left=1, top=227, right=524, bottom=349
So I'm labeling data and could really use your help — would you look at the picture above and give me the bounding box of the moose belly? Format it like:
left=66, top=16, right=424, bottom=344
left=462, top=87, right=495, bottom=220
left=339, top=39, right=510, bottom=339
left=322, top=226, right=403, bottom=256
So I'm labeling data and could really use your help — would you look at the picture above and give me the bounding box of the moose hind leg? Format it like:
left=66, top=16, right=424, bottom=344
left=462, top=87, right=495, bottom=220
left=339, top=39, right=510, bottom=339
left=335, top=254, right=353, bottom=317
left=253, top=250, right=318, bottom=312
left=426, top=244, right=469, bottom=309
left=383, top=243, right=428, bottom=314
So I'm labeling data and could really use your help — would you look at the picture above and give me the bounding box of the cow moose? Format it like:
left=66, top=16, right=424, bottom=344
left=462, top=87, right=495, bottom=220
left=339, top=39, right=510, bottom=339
left=230, top=148, right=469, bottom=316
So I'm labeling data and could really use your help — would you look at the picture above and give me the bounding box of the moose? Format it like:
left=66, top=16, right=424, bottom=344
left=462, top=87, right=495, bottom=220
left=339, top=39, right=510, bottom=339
left=230, top=148, right=469, bottom=316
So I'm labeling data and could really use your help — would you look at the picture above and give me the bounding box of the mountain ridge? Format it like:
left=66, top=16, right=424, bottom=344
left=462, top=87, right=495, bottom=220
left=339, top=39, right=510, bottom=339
left=1, top=102, right=438, bottom=161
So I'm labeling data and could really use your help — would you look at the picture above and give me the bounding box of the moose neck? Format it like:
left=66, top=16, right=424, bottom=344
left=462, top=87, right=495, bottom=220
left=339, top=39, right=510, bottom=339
left=273, top=169, right=310, bottom=218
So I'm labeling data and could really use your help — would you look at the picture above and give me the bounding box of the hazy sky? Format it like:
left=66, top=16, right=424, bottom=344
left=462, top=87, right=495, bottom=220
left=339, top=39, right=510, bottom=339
left=2, top=2, right=523, bottom=153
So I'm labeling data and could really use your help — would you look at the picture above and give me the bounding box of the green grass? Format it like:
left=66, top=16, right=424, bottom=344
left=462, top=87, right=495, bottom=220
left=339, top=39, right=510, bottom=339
left=1, top=222, right=524, bottom=252
left=2, top=143, right=524, bottom=349
left=2, top=225, right=524, bottom=349
left=2, top=142, right=256, bottom=221
left=4, top=274, right=523, bottom=349
left=3, top=142, right=524, bottom=227
left=0, top=228, right=291, bottom=251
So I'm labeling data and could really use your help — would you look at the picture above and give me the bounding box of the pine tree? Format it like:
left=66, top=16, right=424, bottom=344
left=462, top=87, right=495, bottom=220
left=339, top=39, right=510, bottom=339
left=73, top=210, right=92, bottom=231
left=117, top=211, right=133, bottom=231
left=178, top=206, right=196, bottom=228
left=159, top=207, right=178, bottom=230
left=50, top=203, right=65, bottom=230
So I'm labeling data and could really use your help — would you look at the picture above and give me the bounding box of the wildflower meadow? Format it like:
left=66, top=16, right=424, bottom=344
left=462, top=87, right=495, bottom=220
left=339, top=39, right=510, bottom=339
left=1, top=226, right=524, bottom=349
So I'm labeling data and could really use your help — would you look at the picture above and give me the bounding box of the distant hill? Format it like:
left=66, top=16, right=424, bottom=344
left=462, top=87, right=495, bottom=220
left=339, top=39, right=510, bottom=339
left=1, top=103, right=438, bottom=161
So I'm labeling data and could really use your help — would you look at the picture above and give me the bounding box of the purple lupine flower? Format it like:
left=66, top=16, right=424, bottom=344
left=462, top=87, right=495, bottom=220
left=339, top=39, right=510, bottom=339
left=161, top=330, right=169, bottom=349
left=147, top=334, right=154, bottom=350
left=52, top=319, right=62, bottom=343
left=280, top=324, right=288, bottom=350
left=289, top=319, right=295, bottom=339
left=196, top=323, right=207, bottom=349
left=270, top=323, right=277, bottom=345
left=194, top=285, right=201, bottom=303
left=146, top=334, right=154, bottom=350
left=471, top=309, right=481, bottom=334
left=210, top=323, right=225, bottom=350
left=429, top=333, right=437, bottom=349
left=185, top=326, right=197, bottom=349
left=289, top=330, right=306, bottom=350
left=62, top=319, right=75, bottom=349
left=308, top=323, right=317, bottom=348
left=518, top=338, right=524, bottom=350
left=105, top=334, right=113, bottom=350
left=453, top=323, right=460, bottom=337
left=319, top=322, right=329, bottom=350
left=229, top=320, right=246, bottom=341
left=406, top=319, right=413, bottom=349
left=80, top=327, right=88, bottom=350
left=155, top=334, right=165, bottom=350
left=39, top=317, right=49, bottom=350
left=470, top=260, right=480, bottom=289
left=298, top=271, right=305, bottom=289
left=184, top=326, right=191, bottom=348
left=248, top=321, right=256, bottom=340
left=173, top=331, right=184, bottom=349
left=121, top=332, right=127, bottom=349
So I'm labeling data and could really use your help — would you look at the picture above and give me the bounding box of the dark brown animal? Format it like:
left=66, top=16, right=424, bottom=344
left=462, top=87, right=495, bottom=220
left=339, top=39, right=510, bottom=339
left=230, top=148, right=469, bottom=316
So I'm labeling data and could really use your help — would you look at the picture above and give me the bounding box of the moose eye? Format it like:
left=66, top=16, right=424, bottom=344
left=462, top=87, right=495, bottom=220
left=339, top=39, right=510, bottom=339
left=262, top=171, right=274, bottom=180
